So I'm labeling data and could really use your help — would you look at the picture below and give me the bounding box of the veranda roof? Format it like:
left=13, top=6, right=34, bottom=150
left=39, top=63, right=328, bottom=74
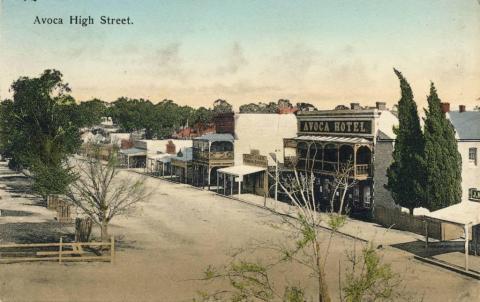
left=294, top=135, right=371, bottom=144
left=217, top=165, right=266, bottom=177
left=119, top=147, right=147, bottom=156
left=195, top=133, right=234, bottom=143
left=148, top=153, right=172, bottom=163
left=424, top=201, right=480, bottom=226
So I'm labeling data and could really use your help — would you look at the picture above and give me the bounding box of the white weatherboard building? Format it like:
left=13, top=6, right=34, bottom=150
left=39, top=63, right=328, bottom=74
left=215, top=113, right=297, bottom=198
left=446, top=106, right=480, bottom=202
left=234, top=113, right=297, bottom=166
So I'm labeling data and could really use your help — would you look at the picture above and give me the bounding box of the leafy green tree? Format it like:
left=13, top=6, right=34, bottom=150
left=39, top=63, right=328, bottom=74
left=239, top=103, right=261, bottom=113
left=423, top=83, right=462, bottom=210
left=277, top=99, right=293, bottom=109
left=1, top=69, right=81, bottom=196
left=296, top=102, right=317, bottom=112
left=77, top=98, right=108, bottom=127
left=191, top=106, right=214, bottom=133
left=109, top=97, right=153, bottom=134
left=213, top=99, right=233, bottom=113
left=386, top=69, right=425, bottom=214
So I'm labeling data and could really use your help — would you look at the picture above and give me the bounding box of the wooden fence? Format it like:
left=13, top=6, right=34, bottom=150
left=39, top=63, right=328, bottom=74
left=374, top=206, right=442, bottom=240
left=47, top=195, right=73, bottom=223
left=0, top=236, right=115, bottom=264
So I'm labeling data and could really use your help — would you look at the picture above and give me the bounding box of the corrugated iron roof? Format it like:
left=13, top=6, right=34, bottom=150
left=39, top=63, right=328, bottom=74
left=119, top=147, right=147, bottom=155
left=448, top=111, right=480, bottom=140
left=293, top=135, right=372, bottom=144
left=194, top=133, right=234, bottom=142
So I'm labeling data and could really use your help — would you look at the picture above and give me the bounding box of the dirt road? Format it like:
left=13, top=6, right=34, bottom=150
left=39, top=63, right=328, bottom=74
left=0, top=166, right=478, bottom=301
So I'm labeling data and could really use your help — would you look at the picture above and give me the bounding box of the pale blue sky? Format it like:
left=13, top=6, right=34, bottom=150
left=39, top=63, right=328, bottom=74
left=1, top=0, right=479, bottom=109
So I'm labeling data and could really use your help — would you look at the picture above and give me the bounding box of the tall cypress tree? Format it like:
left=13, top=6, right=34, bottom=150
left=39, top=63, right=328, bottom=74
left=386, top=69, right=425, bottom=214
left=423, top=83, right=462, bottom=210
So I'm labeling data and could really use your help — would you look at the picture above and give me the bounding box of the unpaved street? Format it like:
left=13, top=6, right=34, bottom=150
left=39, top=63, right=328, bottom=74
left=0, top=165, right=478, bottom=301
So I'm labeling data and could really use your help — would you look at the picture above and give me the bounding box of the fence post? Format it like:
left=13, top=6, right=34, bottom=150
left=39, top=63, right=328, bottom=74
left=110, top=235, right=115, bottom=264
left=59, top=237, right=63, bottom=264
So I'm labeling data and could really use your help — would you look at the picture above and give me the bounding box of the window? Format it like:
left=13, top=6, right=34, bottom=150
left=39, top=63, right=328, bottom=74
left=469, top=147, right=477, bottom=165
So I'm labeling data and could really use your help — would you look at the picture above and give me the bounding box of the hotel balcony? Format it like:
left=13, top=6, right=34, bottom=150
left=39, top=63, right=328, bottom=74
left=283, top=136, right=373, bottom=180
left=285, top=157, right=371, bottom=180
left=193, top=150, right=234, bottom=162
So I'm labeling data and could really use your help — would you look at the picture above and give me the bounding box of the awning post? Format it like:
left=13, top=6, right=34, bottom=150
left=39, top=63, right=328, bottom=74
left=465, top=223, right=469, bottom=271
left=238, top=179, right=241, bottom=198
left=424, top=219, right=429, bottom=252
left=223, top=173, right=226, bottom=195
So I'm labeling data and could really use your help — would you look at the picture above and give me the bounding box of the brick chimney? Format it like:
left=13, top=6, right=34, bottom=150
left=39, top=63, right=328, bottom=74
left=350, top=102, right=361, bottom=110
left=440, top=102, right=450, bottom=113
left=166, top=140, right=176, bottom=154
left=376, top=102, right=387, bottom=110
left=214, top=112, right=235, bottom=134
left=459, top=105, right=466, bottom=113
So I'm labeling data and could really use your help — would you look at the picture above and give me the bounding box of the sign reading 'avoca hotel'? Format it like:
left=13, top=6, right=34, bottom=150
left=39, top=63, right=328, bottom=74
left=299, top=120, right=372, bottom=135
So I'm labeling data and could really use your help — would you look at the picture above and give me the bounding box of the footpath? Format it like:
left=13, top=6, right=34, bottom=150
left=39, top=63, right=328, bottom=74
left=134, top=169, right=480, bottom=279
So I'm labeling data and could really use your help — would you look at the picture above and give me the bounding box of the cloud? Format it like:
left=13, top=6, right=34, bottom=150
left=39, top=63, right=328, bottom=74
left=216, top=42, right=248, bottom=75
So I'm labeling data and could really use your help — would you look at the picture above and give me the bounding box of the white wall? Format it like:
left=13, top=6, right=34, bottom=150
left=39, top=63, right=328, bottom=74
left=375, top=110, right=398, bottom=140
left=458, top=142, right=480, bottom=202
left=234, top=114, right=297, bottom=166
left=110, top=133, right=131, bottom=147
left=139, top=139, right=192, bottom=156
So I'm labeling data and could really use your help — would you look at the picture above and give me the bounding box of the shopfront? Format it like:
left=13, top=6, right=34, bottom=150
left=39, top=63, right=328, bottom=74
left=283, top=104, right=398, bottom=213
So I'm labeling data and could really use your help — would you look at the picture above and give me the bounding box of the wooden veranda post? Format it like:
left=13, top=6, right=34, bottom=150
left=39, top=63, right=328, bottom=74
left=110, top=235, right=115, bottom=264
left=424, top=219, right=429, bottom=252
left=59, top=237, right=63, bottom=264
left=465, top=223, right=469, bottom=271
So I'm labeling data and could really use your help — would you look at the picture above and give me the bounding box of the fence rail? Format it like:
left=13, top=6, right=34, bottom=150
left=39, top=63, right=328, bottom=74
left=374, top=206, right=442, bottom=239
left=0, top=236, right=115, bottom=264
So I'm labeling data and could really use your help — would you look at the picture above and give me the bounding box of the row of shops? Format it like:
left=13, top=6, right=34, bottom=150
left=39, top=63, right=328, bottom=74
left=114, top=102, right=480, bottom=217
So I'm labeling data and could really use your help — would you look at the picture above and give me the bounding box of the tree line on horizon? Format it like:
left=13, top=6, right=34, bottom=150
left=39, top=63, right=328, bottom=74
left=0, top=68, right=464, bottom=213
left=0, top=69, right=313, bottom=197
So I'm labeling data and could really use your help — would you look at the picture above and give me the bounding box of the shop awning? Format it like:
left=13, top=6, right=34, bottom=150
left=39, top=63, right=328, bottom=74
left=424, top=201, right=480, bottom=226
left=423, top=201, right=480, bottom=271
left=294, top=135, right=371, bottom=144
left=119, top=147, right=147, bottom=156
left=195, top=133, right=234, bottom=143
left=148, top=153, right=172, bottom=163
left=217, top=165, right=266, bottom=177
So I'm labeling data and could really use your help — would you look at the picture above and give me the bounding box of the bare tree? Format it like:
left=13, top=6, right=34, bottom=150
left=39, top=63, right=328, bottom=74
left=196, top=144, right=410, bottom=301
left=329, top=162, right=357, bottom=215
left=66, top=146, right=148, bottom=241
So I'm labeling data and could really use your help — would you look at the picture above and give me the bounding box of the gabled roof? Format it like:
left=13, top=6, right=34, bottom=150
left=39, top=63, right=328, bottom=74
left=376, top=130, right=394, bottom=141
left=171, top=147, right=193, bottom=162
left=448, top=111, right=480, bottom=141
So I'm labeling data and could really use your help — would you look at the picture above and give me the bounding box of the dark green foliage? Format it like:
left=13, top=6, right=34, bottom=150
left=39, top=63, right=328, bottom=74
left=296, top=102, right=316, bottom=112
left=76, top=98, right=108, bottom=127
left=108, top=98, right=215, bottom=139
left=213, top=99, right=233, bottom=113
left=343, top=244, right=401, bottom=302
left=386, top=69, right=425, bottom=214
left=423, top=83, right=462, bottom=210
left=0, top=69, right=81, bottom=196
left=239, top=101, right=279, bottom=113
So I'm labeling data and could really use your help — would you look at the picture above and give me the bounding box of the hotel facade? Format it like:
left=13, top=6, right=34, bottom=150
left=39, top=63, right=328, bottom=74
left=283, top=102, right=398, bottom=213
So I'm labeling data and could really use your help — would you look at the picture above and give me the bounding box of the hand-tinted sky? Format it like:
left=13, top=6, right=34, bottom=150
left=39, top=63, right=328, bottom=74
left=1, top=0, right=479, bottom=110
